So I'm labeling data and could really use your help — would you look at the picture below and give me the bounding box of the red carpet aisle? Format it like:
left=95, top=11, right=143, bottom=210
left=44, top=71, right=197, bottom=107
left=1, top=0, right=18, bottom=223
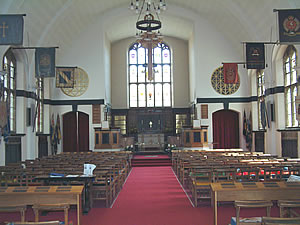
left=83, top=166, right=280, bottom=225
left=84, top=166, right=210, bottom=225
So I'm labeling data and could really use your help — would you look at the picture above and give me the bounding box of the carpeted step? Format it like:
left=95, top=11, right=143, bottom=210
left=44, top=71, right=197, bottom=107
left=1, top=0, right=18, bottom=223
left=131, top=155, right=172, bottom=167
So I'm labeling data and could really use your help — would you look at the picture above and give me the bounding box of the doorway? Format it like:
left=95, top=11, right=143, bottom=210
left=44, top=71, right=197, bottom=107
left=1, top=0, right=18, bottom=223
left=212, top=110, right=239, bottom=149
left=63, top=111, right=89, bottom=152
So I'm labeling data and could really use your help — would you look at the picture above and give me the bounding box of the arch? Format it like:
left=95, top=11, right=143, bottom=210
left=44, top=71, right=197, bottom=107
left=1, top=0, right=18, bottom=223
left=212, top=109, right=239, bottom=149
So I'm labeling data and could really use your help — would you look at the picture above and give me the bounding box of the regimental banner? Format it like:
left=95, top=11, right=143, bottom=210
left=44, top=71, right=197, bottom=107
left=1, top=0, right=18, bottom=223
left=35, top=48, right=56, bottom=78
left=0, top=101, right=7, bottom=128
left=0, top=15, right=24, bottom=45
left=223, top=63, right=238, bottom=84
left=278, top=9, right=300, bottom=43
left=246, top=43, right=265, bottom=69
left=296, top=96, right=300, bottom=122
left=56, top=67, right=75, bottom=88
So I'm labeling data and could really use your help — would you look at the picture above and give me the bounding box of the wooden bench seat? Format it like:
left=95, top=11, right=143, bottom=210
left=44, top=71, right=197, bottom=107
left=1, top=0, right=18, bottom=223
left=235, top=200, right=273, bottom=225
left=278, top=200, right=300, bottom=218
left=32, top=203, right=69, bottom=225
left=0, top=205, right=27, bottom=222
left=262, top=216, right=300, bottom=224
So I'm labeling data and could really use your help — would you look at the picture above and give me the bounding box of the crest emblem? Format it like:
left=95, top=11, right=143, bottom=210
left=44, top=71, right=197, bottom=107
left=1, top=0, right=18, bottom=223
left=225, top=68, right=235, bottom=82
left=283, top=15, right=300, bottom=36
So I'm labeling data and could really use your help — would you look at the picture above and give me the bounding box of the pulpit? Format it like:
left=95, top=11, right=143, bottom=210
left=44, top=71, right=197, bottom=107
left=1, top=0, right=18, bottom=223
left=181, top=126, right=208, bottom=148
left=94, top=128, right=120, bottom=149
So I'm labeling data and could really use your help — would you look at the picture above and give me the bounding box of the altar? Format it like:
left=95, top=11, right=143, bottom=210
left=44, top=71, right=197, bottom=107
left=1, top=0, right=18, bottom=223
left=138, top=133, right=164, bottom=151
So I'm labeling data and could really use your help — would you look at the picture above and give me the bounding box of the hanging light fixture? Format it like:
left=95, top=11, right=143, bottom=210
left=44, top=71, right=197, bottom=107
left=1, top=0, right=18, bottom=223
left=129, top=0, right=166, bottom=81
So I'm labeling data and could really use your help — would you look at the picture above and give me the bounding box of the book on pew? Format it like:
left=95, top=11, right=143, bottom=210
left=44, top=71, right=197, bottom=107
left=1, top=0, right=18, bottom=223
left=231, top=217, right=262, bottom=225
left=49, top=172, right=65, bottom=177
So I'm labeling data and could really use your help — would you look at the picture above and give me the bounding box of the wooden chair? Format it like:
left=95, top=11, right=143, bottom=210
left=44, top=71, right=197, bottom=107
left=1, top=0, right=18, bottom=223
left=91, top=171, right=111, bottom=207
left=262, top=217, right=300, bottom=224
left=32, top=204, right=69, bottom=225
left=189, top=168, right=212, bottom=207
left=278, top=200, right=300, bottom=218
left=234, top=200, right=273, bottom=225
left=6, top=222, right=61, bottom=225
left=0, top=205, right=27, bottom=222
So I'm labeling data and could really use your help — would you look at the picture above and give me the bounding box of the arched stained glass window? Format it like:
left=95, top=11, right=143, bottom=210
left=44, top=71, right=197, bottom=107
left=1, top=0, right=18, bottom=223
left=257, top=70, right=266, bottom=129
left=283, top=45, right=298, bottom=127
left=128, top=42, right=172, bottom=108
left=2, top=50, right=16, bottom=133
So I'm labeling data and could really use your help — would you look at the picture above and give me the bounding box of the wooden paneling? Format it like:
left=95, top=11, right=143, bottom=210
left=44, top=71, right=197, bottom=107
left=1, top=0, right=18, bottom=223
left=201, top=104, right=208, bottom=119
left=92, top=105, right=101, bottom=124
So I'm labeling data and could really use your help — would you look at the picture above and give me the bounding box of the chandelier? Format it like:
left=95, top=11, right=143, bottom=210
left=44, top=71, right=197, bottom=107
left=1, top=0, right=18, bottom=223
left=130, top=0, right=166, bottom=81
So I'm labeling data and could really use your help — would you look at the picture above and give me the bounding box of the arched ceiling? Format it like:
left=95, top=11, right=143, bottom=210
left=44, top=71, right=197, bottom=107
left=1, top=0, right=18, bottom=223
left=1, top=0, right=300, bottom=49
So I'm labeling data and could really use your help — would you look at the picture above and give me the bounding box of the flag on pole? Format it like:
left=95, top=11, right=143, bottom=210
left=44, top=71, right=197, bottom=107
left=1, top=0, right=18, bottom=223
left=35, top=48, right=56, bottom=78
left=223, top=63, right=238, bottom=84
left=277, top=9, right=300, bottom=43
left=243, top=110, right=247, bottom=136
left=246, top=43, right=265, bottom=69
left=56, top=114, right=61, bottom=144
left=245, top=111, right=252, bottom=151
left=0, top=15, right=24, bottom=45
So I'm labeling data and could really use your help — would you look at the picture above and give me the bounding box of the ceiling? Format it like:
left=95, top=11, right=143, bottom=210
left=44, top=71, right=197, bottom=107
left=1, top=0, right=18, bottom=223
left=1, top=0, right=300, bottom=49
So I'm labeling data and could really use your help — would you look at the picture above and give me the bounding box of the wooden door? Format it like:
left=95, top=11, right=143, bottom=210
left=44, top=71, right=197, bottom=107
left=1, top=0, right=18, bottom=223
left=63, top=111, right=89, bottom=152
left=78, top=112, right=89, bottom=152
left=212, top=110, right=239, bottom=149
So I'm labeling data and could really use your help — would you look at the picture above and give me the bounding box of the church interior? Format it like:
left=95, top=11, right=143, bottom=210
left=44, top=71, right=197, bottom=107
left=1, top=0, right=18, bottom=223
left=0, top=0, right=300, bottom=224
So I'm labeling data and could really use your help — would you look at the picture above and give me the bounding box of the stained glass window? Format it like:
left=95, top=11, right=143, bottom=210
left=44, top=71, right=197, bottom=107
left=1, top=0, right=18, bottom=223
left=35, top=77, right=44, bottom=133
left=257, top=70, right=266, bottom=129
left=128, top=42, right=172, bottom=108
left=2, top=50, right=16, bottom=133
left=283, top=46, right=299, bottom=127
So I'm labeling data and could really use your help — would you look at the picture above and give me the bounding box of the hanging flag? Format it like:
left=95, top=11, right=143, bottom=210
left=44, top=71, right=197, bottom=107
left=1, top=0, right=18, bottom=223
left=35, top=47, right=56, bottom=78
left=56, top=67, right=75, bottom=88
left=223, top=63, right=238, bottom=84
left=243, top=110, right=247, bottom=136
left=246, top=43, right=265, bottom=69
left=0, top=15, right=24, bottom=45
left=2, top=100, right=10, bottom=142
left=245, top=111, right=252, bottom=151
left=0, top=101, right=7, bottom=129
left=56, top=114, right=61, bottom=144
left=260, top=98, right=267, bottom=129
left=296, top=96, right=300, bottom=122
left=277, top=9, right=300, bottom=43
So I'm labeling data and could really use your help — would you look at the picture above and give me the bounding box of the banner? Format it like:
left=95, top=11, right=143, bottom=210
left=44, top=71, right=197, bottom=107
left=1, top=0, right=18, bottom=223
left=278, top=9, right=300, bottom=43
left=56, top=67, right=75, bottom=88
left=35, top=47, right=56, bottom=77
left=296, top=96, right=300, bottom=122
left=246, top=43, right=265, bottom=69
left=223, top=63, right=238, bottom=84
left=0, top=15, right=24, bottom=45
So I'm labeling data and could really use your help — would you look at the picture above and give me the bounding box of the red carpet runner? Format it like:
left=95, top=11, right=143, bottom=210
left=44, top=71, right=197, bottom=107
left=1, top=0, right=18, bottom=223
left=84, top=166, right=212, bottom=225
left=83, top=166, right=280, bottom=225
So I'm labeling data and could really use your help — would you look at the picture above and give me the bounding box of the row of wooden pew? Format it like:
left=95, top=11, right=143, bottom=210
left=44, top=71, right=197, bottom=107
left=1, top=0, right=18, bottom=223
left=0, top=151, right=133, bottom=208
left=171, top=149, right=300, bottom=207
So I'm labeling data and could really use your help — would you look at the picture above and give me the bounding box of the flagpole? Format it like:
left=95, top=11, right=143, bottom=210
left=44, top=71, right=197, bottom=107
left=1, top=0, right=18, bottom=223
left=11, top=46, right=59, bottom=50
left=241, top=41, right=278, bottom=44
left=222, top=62, right=245, bottom=65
